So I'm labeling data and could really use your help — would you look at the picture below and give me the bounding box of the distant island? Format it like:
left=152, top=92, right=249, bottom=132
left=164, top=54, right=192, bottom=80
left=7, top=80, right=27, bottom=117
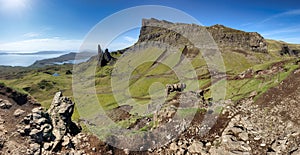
left=30, top=51, right=96, bottom=67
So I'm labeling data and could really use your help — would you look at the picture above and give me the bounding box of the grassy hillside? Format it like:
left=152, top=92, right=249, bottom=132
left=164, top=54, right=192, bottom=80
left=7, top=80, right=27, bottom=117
left=1, top=44, right=299, bottom=108
left=0, top=22, right=300, bottom=133
left=0, top=65, right=73, bottom=107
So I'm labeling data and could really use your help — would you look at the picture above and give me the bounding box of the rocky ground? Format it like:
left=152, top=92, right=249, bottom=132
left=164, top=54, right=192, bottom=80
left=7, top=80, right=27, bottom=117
left=148, top=68, right=300, bottom=155
left=0, top=87, right=111, bottom=155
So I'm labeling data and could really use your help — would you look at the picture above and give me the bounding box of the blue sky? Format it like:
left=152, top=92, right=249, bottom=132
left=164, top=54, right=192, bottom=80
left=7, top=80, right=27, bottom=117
left=0, top=0, right=299, bottom=52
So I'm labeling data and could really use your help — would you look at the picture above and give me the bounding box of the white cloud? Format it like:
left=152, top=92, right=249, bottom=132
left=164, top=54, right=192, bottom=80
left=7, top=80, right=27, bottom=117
left=124, top=36, right=137, bottom=43
left=107, top=42, right=134, bottom=51
left=0, top=38, right=82, bottom=52
left=23, top=32, right=41, bottom=38
left=241, top=22, right=253, bottom=27
left=106, top=36, right=138, bottom=51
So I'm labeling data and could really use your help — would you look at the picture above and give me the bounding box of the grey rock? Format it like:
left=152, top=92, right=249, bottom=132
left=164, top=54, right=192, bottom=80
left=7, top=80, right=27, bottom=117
left=17, top=92, right=82, bottom=154
left=43, top=142, right=53, bottom=151
left=239, top=132, right=249, bottom=141
left=169, top=142, right=179, bottom=151
left=29, top=129, right=40, bottom=136
left=188, top=141, right=204, bottom=153
left=97, top=45, right=114, bottom=67
left=41, top=124, right=52, bottom=133
left=30, top=143, right=40, bottom=153
left=13, top=109, right=25, bottom=117
left=0, top=100, right=12, bottom=109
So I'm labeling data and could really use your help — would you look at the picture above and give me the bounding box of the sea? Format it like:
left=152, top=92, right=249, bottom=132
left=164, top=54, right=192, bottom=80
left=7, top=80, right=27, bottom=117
left=0, top=53, right=66, bottom=67
left=0, top=52, right=86, bottom=67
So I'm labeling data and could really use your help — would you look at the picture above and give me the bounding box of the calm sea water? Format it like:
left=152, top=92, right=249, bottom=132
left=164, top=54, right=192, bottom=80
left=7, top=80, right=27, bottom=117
left=0, top=53, right=68, bottom=67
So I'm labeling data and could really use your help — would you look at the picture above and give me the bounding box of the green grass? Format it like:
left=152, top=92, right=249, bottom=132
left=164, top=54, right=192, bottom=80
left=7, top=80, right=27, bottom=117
left=1, top=64, right=73, bottom=107
left=221, top=59, right=299, bottom=101
left=222, top=51, right=253, bottom=74
left=177, top=108, right=203, bottom=118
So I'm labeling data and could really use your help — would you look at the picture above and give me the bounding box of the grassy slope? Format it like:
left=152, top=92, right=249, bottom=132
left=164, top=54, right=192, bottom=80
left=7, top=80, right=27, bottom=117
left=0, top=64, right=74, bottom=113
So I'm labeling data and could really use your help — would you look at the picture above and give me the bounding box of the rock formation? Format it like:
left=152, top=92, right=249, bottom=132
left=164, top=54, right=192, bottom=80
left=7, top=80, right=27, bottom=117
left=206, top=24, right=267, bottom=52
left=165, top=83, right=186, bottom=95
left=97, top=45, right=114, bottom=67
left=138, top=18, right=268, bottom=53
left=280, top=44, right=300, bottom=56
left=17, top=92, right=82, bottom=154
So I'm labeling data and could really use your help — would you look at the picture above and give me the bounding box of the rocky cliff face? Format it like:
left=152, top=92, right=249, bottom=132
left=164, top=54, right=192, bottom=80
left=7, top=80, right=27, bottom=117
left=206, top=24, right=267, bottom=52
left=138, top=18, right=268, bottom=53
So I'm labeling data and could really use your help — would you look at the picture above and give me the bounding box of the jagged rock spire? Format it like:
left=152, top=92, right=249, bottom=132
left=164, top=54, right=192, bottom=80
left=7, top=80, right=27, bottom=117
left=98, top=44, right=102, bottom=55
left=97, top=44, right=114, bottom=67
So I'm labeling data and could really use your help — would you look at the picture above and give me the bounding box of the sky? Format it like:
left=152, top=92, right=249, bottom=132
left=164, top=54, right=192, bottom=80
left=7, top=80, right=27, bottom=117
left=0, top=0, right=299, bottom=52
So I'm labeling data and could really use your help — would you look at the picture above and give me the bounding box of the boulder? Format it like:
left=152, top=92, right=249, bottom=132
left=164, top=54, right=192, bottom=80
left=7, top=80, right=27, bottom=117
left=13, top=109, right=25, bottom=117
left=0, top=99, right=12, bottom=109
left=188, top=141, right=204, bottom=154
left=166, top=83, right=186, bottom=95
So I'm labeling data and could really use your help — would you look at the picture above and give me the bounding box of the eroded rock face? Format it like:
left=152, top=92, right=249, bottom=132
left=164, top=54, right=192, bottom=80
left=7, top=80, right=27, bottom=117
left=207, top=24, right=267, bottom=52
left=139, top=18, right=268, bottom=53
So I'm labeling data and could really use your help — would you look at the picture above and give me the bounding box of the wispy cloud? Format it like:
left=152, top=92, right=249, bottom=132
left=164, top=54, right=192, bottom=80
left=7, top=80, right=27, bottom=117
left=272, top=37, right=300, bottom=44
left=124, top=36, right=137, bottom=43
left=241, top=22, right=253, bottom=27
left=261, top=26, right=300, bottom=36
left=22, top=32, right=41, bottom=38
left=259, top=9, right=300, bottom=24
left=0, top=38, right=82, bottom=52
left=107, top=36, right=137, bottom=51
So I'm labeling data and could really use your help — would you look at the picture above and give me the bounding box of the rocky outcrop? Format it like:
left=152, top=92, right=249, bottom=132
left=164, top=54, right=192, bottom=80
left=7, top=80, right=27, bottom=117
left=280, top=44, right=300, bottom=56
left=139, top=18, right=194, bottom=47
left=165, top=83, right=186, bottom=95
left=207, top=24, right=267, bottom=52
left=18, top=92, right=82, bottom=154
left=97, top=45, right=114, bottom=67
left=0, top=85, right=112, bottom=154
left=138, top=18, right=268, bottom=53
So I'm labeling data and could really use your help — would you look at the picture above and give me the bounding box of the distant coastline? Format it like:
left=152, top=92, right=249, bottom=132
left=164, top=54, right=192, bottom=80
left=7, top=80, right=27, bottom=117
left=0, top=51, right=69, bottom=55
left=0, top=51, right=94, bottom=67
